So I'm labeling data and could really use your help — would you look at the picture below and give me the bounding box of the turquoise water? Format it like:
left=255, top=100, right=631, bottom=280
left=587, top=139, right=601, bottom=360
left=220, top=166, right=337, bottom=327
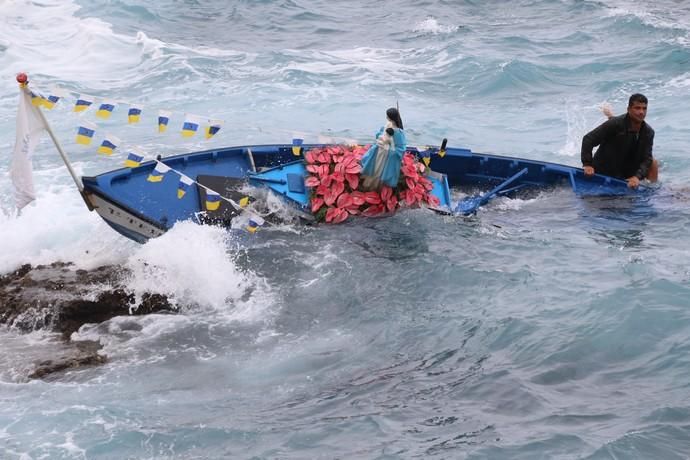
left=2, top=1, right=690, bottom=458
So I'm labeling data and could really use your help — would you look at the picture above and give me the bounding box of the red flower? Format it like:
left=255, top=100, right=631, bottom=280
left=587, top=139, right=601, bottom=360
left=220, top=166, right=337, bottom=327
left=324, top=187, right=339, bottom=206
left=385, top=195, right=398, bottom=212
left=401, top=189, right=416, bottom=206
left=426, top=194, right=440, bottom=207
left=315, top=183, right=329, bottom=196
left=364, top=191, right=382, bottom=204
left=350, top=191, right=366, bottom=206
left=311, top=196, right=324, bottom=213
left=345, top=173, right=359, bottom=190
left=380, top=185, right=393, bottom=202
left=362, top=204, right=385, bottom=217
left=305, top=147, right=441, bottom=224
left=419, top=176, right=434, bottom=191
left=317, top=152, right=330, bottom=164
left=305, top=176, right=320, bottom=187
left=325, top=206, right=348, bottom=223
left=402, top=165, right=418, bottom=181
left=336, top=192, right=353, bottom=209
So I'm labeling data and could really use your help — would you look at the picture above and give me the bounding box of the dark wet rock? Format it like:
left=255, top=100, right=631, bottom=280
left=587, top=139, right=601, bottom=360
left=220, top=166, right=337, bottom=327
left=0, top=262, right=177, bottom=379
left=28, top=340, right=107, bottom=380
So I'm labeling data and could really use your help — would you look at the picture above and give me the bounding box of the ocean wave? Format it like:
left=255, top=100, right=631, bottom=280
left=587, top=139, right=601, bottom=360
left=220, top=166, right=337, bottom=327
left=122, top=220, right=269, bottom=313
left=3, top=2, right=690, bottom=458
left=412, top=17, right=460, bottom=35
left=603, top=0, right=690, bottom=32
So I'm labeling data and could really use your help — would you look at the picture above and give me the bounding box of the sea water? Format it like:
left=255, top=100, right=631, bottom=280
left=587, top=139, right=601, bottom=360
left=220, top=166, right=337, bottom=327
left=1, top=1, right=690, bottom=458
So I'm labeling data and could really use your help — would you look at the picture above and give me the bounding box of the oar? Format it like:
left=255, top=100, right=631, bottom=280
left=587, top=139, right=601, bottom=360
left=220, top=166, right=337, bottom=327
left=455, top=168, right=528, bottom=215
left=247, top=175, right=286, bottom=185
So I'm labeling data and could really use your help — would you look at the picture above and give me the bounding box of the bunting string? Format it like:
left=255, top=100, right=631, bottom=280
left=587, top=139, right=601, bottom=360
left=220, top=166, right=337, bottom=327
left=25, top=81, right=445, bottom=233
left=145, top=159, right=267, bottom=232
left=28, top=84, right=226, bottom=146
left=27, top=82, right=272, bottom=232
left=28, top=82, right=378, bottom=148
left=30, top=81, right=445, bottom=164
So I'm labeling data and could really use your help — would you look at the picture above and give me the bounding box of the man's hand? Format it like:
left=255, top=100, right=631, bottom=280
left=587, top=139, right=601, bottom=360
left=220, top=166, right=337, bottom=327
left=627, top=176, right=640, bottom=188
left=583, top=166, right=595, bottom=176
left=601, top=103, right=614, bottom=119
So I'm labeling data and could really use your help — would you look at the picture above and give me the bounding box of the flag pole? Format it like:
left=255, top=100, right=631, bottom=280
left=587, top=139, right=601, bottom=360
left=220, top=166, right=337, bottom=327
left=16, top=73, right=84, bottom=193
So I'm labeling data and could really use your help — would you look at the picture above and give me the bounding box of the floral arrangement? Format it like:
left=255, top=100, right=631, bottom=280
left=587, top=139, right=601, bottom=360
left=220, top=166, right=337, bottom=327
left=304, top=145, right=441, bottom=223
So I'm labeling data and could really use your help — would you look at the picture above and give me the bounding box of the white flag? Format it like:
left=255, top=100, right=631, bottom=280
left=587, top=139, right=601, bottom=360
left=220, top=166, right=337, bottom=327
left=10, top=89, right=47, bottom=210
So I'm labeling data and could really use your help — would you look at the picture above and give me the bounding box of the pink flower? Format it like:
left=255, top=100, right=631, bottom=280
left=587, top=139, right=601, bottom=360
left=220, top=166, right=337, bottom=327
left=380, top=186, right=393, bottom=202
left=345, top=173, right=359, bottom=190
left=419, top=177, right=434, bottom=191
left=364, top=191, right=382, bottom=205
left=401, top=190, right=416, bottom=206
left=402, top=165, right=418, bottom=180
left=305, top=146, right=441, bottom=224
left=315, top=183, right=329, bottom=196
left=325, top=206, right=348, bottom=223
left=386, top=195, right=398, bottom=212
left=324, top=188, right=338, bottom=206
left=336, top=192, right=353, bottom=209
left=350, top=191, right=366, bottom=206
left=311, top=196, right=324, bottom=213
left=426, top=194, right=440, bottom=207
left=362, top=204, right=385, bottom=217
left=305, top=176, right=320, bottom=187
left=402, top=153, right=416, bottom=166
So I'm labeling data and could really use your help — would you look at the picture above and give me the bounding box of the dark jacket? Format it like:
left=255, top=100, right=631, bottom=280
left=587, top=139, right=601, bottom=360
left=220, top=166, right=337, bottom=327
left=581, top=114, right=654, bottom=179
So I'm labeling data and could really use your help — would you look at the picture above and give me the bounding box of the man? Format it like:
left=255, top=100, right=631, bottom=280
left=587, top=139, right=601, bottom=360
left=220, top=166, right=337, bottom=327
left=581, top=93, right=658, bottom=188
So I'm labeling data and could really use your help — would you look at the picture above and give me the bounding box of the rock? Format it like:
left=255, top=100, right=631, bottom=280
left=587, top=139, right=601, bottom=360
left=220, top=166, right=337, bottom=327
left=0, top=262, right=177, bottom=379
left=28, top=340, right=107, bottom=380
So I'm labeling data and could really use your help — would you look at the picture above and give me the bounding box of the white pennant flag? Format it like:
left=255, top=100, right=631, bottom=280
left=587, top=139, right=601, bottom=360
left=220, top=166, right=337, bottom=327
left=10, top=89, right=47, bottom=210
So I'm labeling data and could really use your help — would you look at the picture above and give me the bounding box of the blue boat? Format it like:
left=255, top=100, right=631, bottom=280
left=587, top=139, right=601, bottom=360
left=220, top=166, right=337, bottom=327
left=80, top=142, right=641, bottom=243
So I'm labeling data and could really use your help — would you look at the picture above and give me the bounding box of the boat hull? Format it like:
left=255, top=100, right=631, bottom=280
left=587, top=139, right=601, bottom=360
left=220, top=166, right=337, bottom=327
left=83, top=190, right=166, bottom=244
left=81, top=143, right=642, bottom=243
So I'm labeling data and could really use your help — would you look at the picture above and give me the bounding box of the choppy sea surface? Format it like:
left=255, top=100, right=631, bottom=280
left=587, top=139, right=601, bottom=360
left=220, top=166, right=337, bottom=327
left=2, top=0, right=690, bottom=458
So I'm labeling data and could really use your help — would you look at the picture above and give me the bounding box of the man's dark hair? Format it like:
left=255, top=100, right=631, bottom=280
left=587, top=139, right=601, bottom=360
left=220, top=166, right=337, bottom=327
left=628, top=93, right=648, bottom=106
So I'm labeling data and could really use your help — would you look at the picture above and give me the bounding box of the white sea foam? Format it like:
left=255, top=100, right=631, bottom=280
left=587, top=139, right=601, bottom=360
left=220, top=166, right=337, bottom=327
left=122, top=221, right=255, bottom=310
left=0, top=329, right=57, bottom=382
left=55, top=432, right=86, bottom=458
left=0, top=0, right=255, bottom=94
left=412, top=17, right=460, bottom=35
left=665, top=72, right=690, bottom=88
left=0, top=181, right=135, bottom=274
left=603, top=2, right=690, bottom=31
left=71, top=313, right=192, bottom=356
left=237, top=327, right=355, bottom=387
left=314, top=47, right=442, bottom=85
left=3, top=1, right=690, bottom=459
left=493, top=195, right=538, bottom=212
left=557, top=100, right=611, bottom=158
left=0, top=0, right=130, bottom=84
